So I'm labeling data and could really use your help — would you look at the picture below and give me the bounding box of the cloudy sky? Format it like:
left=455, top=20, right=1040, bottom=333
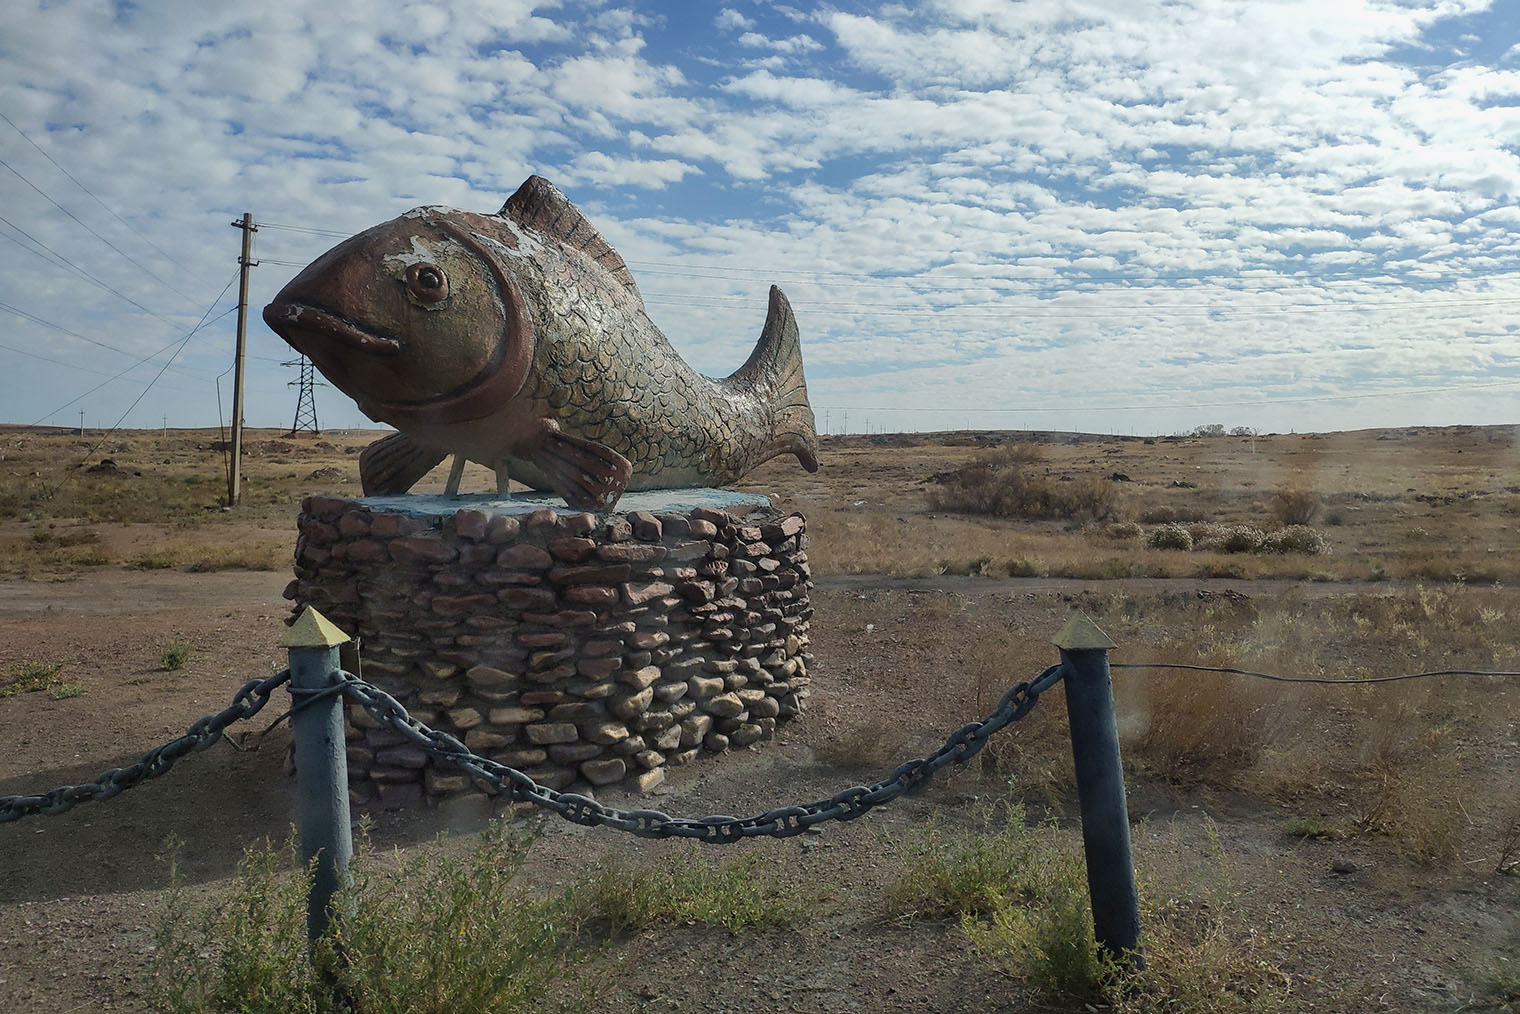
left=2, top=0, right=1518, bottom=438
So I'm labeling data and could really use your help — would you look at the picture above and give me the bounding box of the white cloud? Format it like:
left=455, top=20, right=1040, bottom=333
left=715, top=8, right=755, bottom=32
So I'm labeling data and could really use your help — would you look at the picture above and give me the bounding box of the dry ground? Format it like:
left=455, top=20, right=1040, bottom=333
left=0, top=424, right=1517, bottom=1012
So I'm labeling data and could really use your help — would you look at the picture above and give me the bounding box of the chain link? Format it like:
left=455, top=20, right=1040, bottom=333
left=339, top=664, right=1064, bottom=843
left=0, top=670, right=291, bottom=824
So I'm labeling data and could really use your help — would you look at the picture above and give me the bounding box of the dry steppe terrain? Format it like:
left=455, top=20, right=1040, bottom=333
left=0, top=423, right=1516, bottom=1012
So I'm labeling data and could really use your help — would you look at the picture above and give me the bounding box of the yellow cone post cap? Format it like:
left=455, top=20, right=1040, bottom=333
left=1052, top=612, right=1117, bottom=651
left=281, top=606, right=352, bottom=649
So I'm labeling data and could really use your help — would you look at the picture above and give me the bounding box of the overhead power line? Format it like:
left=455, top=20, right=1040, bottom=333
left=47, top=272, right=239, bottom=494
left=0, top=111, right=211, bottom=287
left=0, top=299, right=218, bottom=378
left=0, top=155, right=200, bottom=307
left=24, top=272, right=239, bottom=432
left=0, top=212, right=186, bottom=325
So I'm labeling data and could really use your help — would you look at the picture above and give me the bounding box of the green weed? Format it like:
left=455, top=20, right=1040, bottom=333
left=160, top=640, right=192, bottom=672
left=151, top=823, right=587, bottom=1014
left=576, top=849, right=806, bottom=934
left=0, top=659, right=80, bottom=700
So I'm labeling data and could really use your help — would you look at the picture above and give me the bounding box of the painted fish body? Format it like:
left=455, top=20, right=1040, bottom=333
left=262, top=175, right=818, bottom=510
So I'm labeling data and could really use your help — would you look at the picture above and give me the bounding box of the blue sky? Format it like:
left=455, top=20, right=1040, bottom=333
left=2, top=0, right=1518, bottom=437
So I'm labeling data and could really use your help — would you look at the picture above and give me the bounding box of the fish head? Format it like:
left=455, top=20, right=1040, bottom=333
left=262, top=209, right=534, bottom=424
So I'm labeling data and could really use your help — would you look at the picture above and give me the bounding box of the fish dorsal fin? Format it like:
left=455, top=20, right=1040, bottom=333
left=501, top=175, right=640, bottom=297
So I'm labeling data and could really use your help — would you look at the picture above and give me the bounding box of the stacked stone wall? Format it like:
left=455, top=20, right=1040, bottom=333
left=285, top=496, right=812, bottom=807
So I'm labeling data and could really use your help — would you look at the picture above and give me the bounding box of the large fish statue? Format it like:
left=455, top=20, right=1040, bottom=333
left=262, top=175, right=819, bottom=511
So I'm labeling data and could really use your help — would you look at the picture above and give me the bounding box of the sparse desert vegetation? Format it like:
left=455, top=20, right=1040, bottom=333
left=2, top=422, right=1518, bottom=1012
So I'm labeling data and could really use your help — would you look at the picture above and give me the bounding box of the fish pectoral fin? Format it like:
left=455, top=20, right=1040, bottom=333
left=531, top=420, right=632, bottom=512
left=359, top=432, right=448, bottom=495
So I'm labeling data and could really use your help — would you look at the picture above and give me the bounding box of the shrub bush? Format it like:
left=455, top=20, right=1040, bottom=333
left=1269, top=486, right=1319, bottom=526
left=1261, top=525, right=1330, bottom=555
left=1218, top=525, right=1265, bottom=553
left=1186, top=522, right=1224, bottom=548
left=1147, top=523, right=1193, bottom=551
left=1103, top=521, right=1143, bottom=541
left=927, top=447, right=1123, bottom=522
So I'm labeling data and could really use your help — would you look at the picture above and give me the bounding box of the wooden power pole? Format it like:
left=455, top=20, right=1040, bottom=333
left=228, top=213, right=257, bottom=507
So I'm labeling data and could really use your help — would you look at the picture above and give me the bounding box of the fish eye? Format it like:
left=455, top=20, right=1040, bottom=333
left=405, top=262, right=449, bottom=304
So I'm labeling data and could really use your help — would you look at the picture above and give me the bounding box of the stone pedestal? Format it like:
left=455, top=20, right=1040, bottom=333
left=284, top=490, right=812, bottom=808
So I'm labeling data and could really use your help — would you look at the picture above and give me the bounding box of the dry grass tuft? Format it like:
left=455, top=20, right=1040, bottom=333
left=1269, top=486, right=1320, bottom=526
left=1114, top=643, right=1276, bottom=786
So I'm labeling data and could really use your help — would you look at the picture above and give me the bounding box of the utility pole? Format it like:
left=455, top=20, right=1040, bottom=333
left=78, top=410, right=85, bottom=436
left=229, top=213, right=257, bottom=507
left=162, top=414, right=168, bottom=439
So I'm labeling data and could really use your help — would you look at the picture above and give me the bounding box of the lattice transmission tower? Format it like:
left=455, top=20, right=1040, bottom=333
left=284, top=355, right=323, bottom=435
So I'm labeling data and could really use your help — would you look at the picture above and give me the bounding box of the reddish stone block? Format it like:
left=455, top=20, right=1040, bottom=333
left=454, top=508, right=489, bottom=541
left=656, top=514, right=691, bottom=537
left=305, top=496, right=346, bottom=520
left=690, top=507, right=729, bottom=527
left=688, top=519, right=718, bottom=539
left=628, top=510, right=662, bottom=541
left=390, top=537, right=457, bottom=566
left=485, top=514, right=520, bottom=543
left=338, top=511, right=372, bottom=537
left=523, top=508, right=561, bottom=529
left=476, top=568, right=542, bottom=586
left=369, top=513, right=428, bottom=538
left=549, top=536, right=598, bottom=562
left=498, top=586, right=557, bottom=611
left=563, top=512, right=598, bottom=534
left=431, top=593, right=497, bottom=615
left=498, top=544, right=552, bottom=569
left=681, top=581, right=716, bottom=604
left=522, top=610, right=599, bottom=628
left=577, top=657, right=622, bottom=679
left=623, top=580, right=674, bottom=606
left=603, top=519, right=632, bottom=542
left=596, top=542, right=667, bottom=564
left=518, top=631, right=569, bottom=648
left=548, top=563, right=631, bottom=585
left=566, top=584, right=619, bottom=606
left=582, top=638, right=622, bottom=657
left=459, top=543, right=497, bottom=567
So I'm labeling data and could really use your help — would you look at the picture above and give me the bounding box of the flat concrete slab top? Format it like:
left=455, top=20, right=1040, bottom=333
left=357, top=488, right=773, bottom=517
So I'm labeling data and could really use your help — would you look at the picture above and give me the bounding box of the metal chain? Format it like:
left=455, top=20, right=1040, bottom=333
left=0, top=669, right=291, bottom=824
left=339, top=664, right=1065, bottom=843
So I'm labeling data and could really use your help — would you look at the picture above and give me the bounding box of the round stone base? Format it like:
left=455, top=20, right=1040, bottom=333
left=284, top=490, right=812, bottom=808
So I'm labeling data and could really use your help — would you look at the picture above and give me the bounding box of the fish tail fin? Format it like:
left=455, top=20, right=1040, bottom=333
left=729, top=285, right=819, bottom=472
left=359, top=432, right=448, bottom=495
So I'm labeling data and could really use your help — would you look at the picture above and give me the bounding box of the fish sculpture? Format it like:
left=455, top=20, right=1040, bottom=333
left=262, top=175, right=819, bottom=511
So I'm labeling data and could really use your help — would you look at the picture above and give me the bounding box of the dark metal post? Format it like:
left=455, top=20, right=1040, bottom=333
left=282, top=606, right=353, bottom=945
left=1054, top=612, right=1143, bottom=967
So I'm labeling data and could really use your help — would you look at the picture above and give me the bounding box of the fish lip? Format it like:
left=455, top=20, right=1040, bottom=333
left=262, top=301, right=403, bottom=356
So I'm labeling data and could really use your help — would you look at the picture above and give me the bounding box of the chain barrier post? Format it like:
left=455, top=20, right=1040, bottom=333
left=1054, top=611, right=1143, bottom=969
left=281, top=606, right=354, bottom=946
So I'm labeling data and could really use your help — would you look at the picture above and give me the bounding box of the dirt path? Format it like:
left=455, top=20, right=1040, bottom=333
left=0, top=569, right=290, bottom=620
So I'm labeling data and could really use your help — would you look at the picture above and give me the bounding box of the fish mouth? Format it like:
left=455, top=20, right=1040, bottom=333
left=262, top=301, right=403, bottom=356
